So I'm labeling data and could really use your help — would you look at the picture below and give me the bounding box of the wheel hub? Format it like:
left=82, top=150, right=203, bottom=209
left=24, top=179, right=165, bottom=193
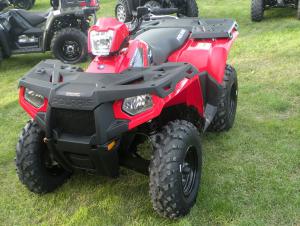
left=181, top=146, right=198, bottom=197
left=61, top=40, right=81, bottom=61
left=117, top=5, right=126, bottom=22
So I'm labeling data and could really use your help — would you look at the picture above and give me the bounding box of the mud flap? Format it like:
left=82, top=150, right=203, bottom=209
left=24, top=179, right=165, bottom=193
left=203, top=104, right=217, bottom=132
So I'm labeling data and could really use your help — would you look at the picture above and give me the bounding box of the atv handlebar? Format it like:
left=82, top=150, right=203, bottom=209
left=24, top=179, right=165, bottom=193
left=130, top=6, right=178, bottom=35
left=150, top=7, right=178, bottom=15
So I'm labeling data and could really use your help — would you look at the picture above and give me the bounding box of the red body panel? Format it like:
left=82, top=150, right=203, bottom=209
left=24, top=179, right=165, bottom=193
left=19, top=87, right=48, bottom=118
left=86, top=40, right=149, bottom=73
left=113, top=76, right=204, bottom=130
left=88, top=18, right=129, bottom=54
left=168, top=31, right=238, bottom=84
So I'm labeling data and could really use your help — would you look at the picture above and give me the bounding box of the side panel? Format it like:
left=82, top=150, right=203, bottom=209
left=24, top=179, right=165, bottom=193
left=168, top=30, right=238, bottom=84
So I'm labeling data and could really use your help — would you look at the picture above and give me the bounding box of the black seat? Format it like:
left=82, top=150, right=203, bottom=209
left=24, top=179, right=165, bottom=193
left=135, top=28, right=190, bottom=65
left=16, top=9, right=48, bottom=26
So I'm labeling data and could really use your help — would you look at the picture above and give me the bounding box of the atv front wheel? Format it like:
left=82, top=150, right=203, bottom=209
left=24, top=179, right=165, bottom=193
left=115, top=0, right=132, bottom=23
left=251, top=0, right=264, bottom=22
left=209, top=65, right=238, bottom=132
left=150, top=120, right=202, bottom=219
left=16, top=120, right=71, bottom=194
left=51, top=28, right=87, bottom=64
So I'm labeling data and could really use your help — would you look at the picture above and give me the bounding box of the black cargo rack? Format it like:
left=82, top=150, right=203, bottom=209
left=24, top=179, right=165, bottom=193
left=138, top=18, right=238, bottom=40
left=19, top=60, right=198, bottom=110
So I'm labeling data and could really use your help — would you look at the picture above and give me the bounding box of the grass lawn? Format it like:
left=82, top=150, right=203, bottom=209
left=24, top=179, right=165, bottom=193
left=0, top=0, right=300, bottom=225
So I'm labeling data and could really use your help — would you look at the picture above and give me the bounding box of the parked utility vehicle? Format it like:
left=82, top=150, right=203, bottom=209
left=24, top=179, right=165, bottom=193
left=251, top=0, right=300, bottom=21
left=16, top=7, right=239, bottom=219
left=0, top=0, right=99, bottom=64
left=115, top=0, right=198, bottom=22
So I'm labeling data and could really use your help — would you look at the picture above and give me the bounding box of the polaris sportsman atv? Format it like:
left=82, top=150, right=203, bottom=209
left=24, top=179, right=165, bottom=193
left=251, top=0, right=300, bottom=21
left=0, top=0, right=99, bottom=64
left=115, top=0, right=198, bottom=22
left=16, top=7, right=239, bottom=219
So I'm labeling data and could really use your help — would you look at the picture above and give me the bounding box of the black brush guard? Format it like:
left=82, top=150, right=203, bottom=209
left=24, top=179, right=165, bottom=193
left=19, top=60, right=198, bottom=176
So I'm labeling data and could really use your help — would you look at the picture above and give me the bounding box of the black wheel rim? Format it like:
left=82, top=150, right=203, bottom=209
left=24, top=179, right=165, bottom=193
left=116, top=5, right=126, bottom=22
left=60, top=40, right=81, bottom=62
left=181, top=146, right=198, bottom=197
left=228, top=84, right=237, bottom=120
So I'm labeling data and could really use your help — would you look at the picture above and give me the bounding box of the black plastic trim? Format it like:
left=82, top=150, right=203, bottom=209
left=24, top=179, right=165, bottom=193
left=19, top=60, right=198, bottom=110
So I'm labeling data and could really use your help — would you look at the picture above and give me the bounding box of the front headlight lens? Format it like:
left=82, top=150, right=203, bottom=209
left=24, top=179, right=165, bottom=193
left=24, top=88, right=44, bottom=108
left=90, top=30, right=114, bottom=56
left=122, top=94, right=153, bottom=115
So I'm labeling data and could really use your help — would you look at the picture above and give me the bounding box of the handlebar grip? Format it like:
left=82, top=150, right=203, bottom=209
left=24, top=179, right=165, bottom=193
left=150, top=8, right=178, bottom=15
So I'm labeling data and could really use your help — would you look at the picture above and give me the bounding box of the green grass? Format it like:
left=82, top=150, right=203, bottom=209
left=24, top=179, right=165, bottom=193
left=0, top=0, right=300, bottom=225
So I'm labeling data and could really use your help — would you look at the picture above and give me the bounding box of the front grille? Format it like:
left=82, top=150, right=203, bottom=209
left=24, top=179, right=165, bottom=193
left=52, top=108, right=96, bottom=136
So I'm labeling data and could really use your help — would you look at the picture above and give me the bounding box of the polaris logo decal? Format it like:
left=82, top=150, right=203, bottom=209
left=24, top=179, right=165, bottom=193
left=177, top=29, right=186, bottom=41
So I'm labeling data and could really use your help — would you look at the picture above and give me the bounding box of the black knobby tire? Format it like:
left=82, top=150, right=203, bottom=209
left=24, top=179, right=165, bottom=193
left=149, top=120, right=202, bottom=219
left=144, top=1, right=161, bottom=9
left=13, top=0, right=34, bottom=10
left=115, top=0, right=132, bottom=23
left=0, top=47, right=3, bottom=64
left=183, top=0, right=199, bottom=17
left=209, top=65, right=238, bottom=132
left=16, top=120, right=71, bottom=194
left=51, top=28, right=87, bottom=64
left=251, top=0, right=264, bottom=22
left=297, top=0, right=300, bottom=20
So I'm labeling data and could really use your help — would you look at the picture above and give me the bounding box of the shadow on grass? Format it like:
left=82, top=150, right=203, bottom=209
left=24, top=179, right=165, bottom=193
left=0, top=53, right=52, bottom=73
left=264, top=8, right=297, bottom=20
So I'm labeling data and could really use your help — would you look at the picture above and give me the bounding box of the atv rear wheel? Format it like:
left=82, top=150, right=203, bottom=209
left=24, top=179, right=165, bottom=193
left=297, top=0, right=300, bottom=19
left=0, top=47, right=3, bottom=64
left=13, top=0, right=34, bottom=10
left=51, top=28, right=87, bottom=64
left=209, top=65, right=238, bottom=132
left=16, top=120, right=71, bottom=194
left=149, top=120, right=202, bottom=219
left=144, top=1, right=161, bottom=9
left=182, top=0, right=199, bottom=17
left=115, top=0, right=132, bottom=23
left=251, top=0, right=264, bottom=22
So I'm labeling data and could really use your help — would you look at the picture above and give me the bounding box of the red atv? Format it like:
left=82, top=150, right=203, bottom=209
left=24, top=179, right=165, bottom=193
left=16, top=7, right=239, bottom=219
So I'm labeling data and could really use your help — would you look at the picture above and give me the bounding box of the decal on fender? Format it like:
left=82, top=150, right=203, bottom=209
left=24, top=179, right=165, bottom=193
left=197, top=43, right=212, bottom=50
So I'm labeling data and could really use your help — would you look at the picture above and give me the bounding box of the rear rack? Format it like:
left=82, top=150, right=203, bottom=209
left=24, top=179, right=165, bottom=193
left=138, top=18, right=238, bottom=40
left=19, top=60, right=198, bottom=110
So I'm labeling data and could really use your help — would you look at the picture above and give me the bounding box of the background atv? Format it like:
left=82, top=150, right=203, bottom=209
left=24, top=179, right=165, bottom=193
left=115, top=0, right=198, bottom=22
left=16, top=7, right=238, bottom=219
left=251, top=0, right=300, bottom=21
left=0, top=0, right=99, bottom=64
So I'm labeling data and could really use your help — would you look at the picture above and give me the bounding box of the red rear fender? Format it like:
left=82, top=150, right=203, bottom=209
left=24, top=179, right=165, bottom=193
left=168, top=30, right=238, bottom=84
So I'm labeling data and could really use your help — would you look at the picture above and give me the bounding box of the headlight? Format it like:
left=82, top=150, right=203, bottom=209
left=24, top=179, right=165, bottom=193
left=24, top=88, right=44, bottom=108
left=90, top=30, right=114, bottom=56
left=122, top=95, right=153, bottom=115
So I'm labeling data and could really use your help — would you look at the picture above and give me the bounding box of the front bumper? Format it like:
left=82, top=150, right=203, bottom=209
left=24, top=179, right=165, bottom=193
left=19, top=60, right=197, bottom=175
